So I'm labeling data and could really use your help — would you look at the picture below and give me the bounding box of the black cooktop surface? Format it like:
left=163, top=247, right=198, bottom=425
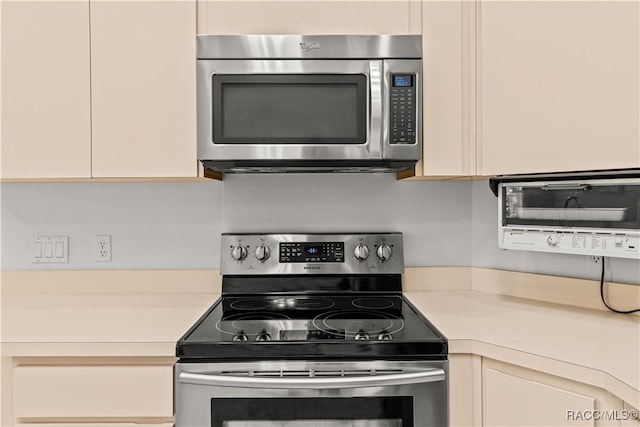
left=177, top=276, right=447, bottom=361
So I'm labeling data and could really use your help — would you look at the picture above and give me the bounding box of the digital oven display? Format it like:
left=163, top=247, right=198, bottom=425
left=393, top=75, right=413, bottom=87
left=304, top=244, right=323, bottom=256
left=279, top=242, right=344, bottom=263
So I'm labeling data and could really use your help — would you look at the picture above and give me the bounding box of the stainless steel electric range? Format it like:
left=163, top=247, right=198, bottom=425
left=175, top=233, right=448, bottom=427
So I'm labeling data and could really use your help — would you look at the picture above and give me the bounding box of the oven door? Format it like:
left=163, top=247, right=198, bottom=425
left=175, top=360, right=448, bottom=427
left=196, top=60, right=382, bottom=163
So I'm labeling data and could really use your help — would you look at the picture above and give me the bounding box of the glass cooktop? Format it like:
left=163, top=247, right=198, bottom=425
left=177, top=290, right=447, bottom=361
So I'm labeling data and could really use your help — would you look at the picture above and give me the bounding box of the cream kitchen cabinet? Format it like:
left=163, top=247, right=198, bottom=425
left=476, top=1, right=640, bottom=176
left=10, top=357, right=175, bottom=426
left=1, top=1, right=197, bottom=180
left=90, top=0, right=197, bottom=178
left=418, top=0, right=476, bottom=178
left=1, top=0, right=92, bottom=179
left=197, top=0, right=420, bottom=35
left=483, top=358, right=628, bottom=427
left=449, top=354, right=482, bottom=427
left=19, top=424, right=172, bottom=427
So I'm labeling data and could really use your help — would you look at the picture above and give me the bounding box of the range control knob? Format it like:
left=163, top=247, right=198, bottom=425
left=376, top=244, right=393, bottom=261
left=231, top=245, right=248, bottom=261
left=546, top=235, right=559, bottom=247
left=353, top=244, right=370, bottom=261
left=256, top=332, right=271, bottom=341
left=254, top=245, right=271, bottom=262
left=354, top=332, right=370, bottom=341
left=232, top=333, right=248, bottom=342
left=377, top=332, right=392, bottom=341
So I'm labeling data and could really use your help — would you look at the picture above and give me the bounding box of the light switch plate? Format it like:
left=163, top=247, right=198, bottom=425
left=32, top=236, right=69, bottom=264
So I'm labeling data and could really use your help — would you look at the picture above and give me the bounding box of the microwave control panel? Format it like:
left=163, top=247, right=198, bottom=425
left=390, top=74, right=416, bottom=145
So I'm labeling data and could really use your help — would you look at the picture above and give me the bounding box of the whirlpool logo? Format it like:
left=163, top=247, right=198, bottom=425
left=299, top=41, right=320, bottom=52
left=304, top=265, right=321, bottom=270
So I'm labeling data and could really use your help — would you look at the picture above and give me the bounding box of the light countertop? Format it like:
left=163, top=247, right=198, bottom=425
left=2, top=288, right=638, bottom=406
left=406, top=290, right=640, bottom=407
left=1, top=293, right=219, bottom=357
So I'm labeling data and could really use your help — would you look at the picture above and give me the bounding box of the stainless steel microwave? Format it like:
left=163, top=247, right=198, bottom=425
left=196, top=35, right=422, bottom=174
left=491, top=171, right=640, bottom=259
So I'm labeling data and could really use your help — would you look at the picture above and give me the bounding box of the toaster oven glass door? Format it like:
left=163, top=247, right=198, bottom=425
left=502, top=181, right=640, bottom=230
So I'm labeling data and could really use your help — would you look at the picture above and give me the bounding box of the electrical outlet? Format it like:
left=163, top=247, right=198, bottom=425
left=95, top=235, right=112, bottom=262
left=586, top=255, right=602, bottom=268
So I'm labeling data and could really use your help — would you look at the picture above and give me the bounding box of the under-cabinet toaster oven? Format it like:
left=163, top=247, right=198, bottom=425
left=493, top=173, right=640, bottom=259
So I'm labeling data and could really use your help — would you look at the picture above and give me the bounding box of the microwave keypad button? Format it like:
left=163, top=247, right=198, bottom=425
left=390, top=80, right=416, bottom=145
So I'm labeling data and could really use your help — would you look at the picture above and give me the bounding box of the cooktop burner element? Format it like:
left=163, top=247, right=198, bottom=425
left=312, top=309, right=404, bottom=339
left=230, top=297, right=335, bottom=311
left=352, top=297, right=395, bottom=309
left=215, top=312, right=292, bottom=336
left=177, top=233, right=447, bottom=361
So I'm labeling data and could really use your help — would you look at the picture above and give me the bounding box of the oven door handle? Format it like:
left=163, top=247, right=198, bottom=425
left=178, top=369, right=445, bottom=389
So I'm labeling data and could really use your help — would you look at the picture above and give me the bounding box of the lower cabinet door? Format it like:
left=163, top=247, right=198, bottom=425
left=14, top=365, right=173, bottom=421
left=483, top=360, right=596, bottom=427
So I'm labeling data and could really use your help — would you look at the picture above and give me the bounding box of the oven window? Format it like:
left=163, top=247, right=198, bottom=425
left=212, top=74, right=367, bottom=144
left=211, top=397, right=413, bottom=427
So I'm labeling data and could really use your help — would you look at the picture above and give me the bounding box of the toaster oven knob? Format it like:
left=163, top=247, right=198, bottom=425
left=355, top=332, right=370, bottom=341
left=254, top=245, right=271, bottom=262
left=376, top=244, right=393, bottom=261
left=231, top=245, right=248, bottom=261
left=256, top=332, right=271, bottom=341
left=232, top=333, right=248, bottom=342
left=353, top=244, right=370, bottom=261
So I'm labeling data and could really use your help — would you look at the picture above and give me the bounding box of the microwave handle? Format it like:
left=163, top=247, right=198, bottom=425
left=369, top=60, right=383, bottom=159
left=179, top=368, right=445, bottom=389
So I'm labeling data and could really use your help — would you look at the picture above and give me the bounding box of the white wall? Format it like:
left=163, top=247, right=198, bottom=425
left=222, top=174, right=473, bottom=267
left=0, top=174, right=473, bottom=269
left=1, top=182, right=224, bottom=269
left=2, top=177, right=638, bottom=284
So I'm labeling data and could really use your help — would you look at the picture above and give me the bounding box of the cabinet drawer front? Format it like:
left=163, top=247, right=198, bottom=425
left=14, top=365, right=172, bottom=419
left=19, top=424, right=173, bottom=427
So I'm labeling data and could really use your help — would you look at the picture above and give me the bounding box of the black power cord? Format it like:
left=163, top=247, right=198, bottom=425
left=600, top=257, right=640, bottom=314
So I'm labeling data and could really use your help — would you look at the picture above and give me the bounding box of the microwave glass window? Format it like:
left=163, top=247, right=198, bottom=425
left=213, top=75, right=367, bottom=144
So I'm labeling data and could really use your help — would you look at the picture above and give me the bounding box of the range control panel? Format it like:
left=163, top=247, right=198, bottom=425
left=279, top=242, right=344, bottom=263
left=389, top=74, right=416, bottom=145
left=221, top=233, right=404, bottom=275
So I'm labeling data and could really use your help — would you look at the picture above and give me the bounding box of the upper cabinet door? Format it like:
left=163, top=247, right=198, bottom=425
left=198, top=1, right=417, bottom=34
left=421, top=1, right=476, bottom=177
left=90, top=0, right=197, bottom=178
left=478, top=1, right=640, bottom=176
left=1, top=1, right=91, bottom=179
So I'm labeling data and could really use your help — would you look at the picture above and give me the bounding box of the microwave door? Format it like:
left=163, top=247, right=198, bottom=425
left=197, top=59, right=381, bottom=163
